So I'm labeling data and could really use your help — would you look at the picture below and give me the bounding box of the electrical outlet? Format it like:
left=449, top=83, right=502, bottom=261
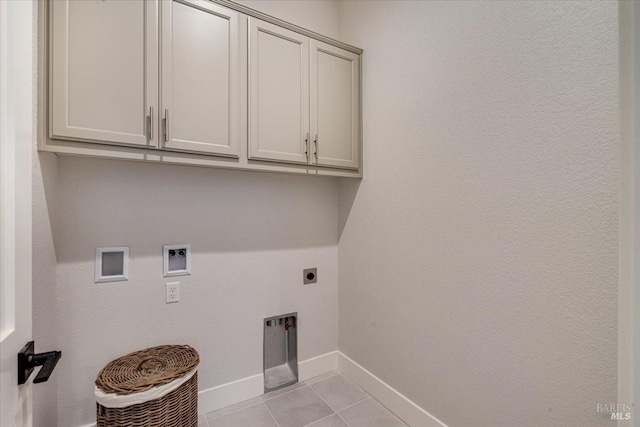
left=166, top=282, right=180, bottom=303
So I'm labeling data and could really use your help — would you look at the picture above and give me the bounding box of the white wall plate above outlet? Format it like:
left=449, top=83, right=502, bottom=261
left=95, top=247, right=130, bottom=283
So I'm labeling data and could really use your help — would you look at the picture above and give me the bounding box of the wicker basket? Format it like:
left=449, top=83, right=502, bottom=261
left=95, top=345, right=199, bottom=427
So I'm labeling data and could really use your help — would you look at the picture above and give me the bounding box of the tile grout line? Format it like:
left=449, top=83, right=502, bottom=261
left=262, top=400, right=283, bottom=427
left=334, top=410, right=353, bottom=427
left=306, top=386, right=343, bottom=426
left=307, top=383, right=357, bottom=427
left=342, top=388, right=409, bottom=426
left=333, top=372, right=408, bottom=426
left=262, top=383, right=309, bottom=402
left=302, top=412, right=338, bottom=427
left=205, top=373, right=348, bottom=426
left=304, top=370, right=341, bottom=386
left=205, top=399, right=264, bottom=422
left=332, top=396, right=372, bottom=427
left=206, top=382, right=310, bottom=421
left=307, top=379, right=371, bottom=414
left=337, top=396, right=372, bottom=414
left=307, top=383, right=339, bottom=413
left=302, top=394, right=374, bottom=427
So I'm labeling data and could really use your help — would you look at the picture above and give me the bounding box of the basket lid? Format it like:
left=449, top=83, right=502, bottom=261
left=95, top=345, right=199, bottom=395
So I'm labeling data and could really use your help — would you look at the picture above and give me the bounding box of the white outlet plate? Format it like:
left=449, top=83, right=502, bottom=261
left=166, top=282, right=180, bottom=303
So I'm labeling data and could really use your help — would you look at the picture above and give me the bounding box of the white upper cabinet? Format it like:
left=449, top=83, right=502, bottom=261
left=249, top=18, right=310, bottom=165
left=310, top=40, right=360, bottom=170
left=161, top=0, right=240, bottom=157
left=45, top=1, right=363, bottom=176
left=50, top=0, right=158, bottom=148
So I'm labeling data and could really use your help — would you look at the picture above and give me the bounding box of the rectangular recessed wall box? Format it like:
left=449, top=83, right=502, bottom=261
left=264, top=312, right=298, bottom=392
left=163, top=244, right=191, bottom=277
left=95, top=247, right=130, bottom=283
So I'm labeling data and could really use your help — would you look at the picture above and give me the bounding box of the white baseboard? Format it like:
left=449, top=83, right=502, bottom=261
left=78, top=352, right=440, bottom=427
left=77, top=351, right=340, bottom=426
left=198, top=350, right=338, bottom=415
left=337, top=352, right=447, bottom=427
left=198, top=372, right=264, bottom=415
left=79, top=353, right=444, bottom=427
left=299, top=351, right=338, bottom=381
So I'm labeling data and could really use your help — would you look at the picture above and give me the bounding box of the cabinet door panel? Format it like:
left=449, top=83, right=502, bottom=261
left=50, top=0, right=158, bottom=148
left=161, top=0, right=240, bottom=157
left=310, top=40, right=360, bottom=170
left=249, top=18, right=309, bottom=164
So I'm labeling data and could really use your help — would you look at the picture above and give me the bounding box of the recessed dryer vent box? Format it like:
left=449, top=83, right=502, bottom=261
left=264, top=313, right=298, bottom=392
left=163, top=244, right=191, bottom=277
left=95, top=247, right=129, bottom=283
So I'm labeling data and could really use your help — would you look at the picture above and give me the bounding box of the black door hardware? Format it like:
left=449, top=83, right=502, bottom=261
left=18, top=341, right=62, bottom=385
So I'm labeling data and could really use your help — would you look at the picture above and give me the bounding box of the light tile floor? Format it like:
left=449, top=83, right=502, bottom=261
left=199, top=371, right=408, bottom=427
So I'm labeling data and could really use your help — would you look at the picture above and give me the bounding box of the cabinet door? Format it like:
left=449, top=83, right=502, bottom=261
left=50, top=0, right=158, bottom=148
left=161, top=0, right=240, bottom=157
left=249, top=18, right=309, bottom=165
left=310, top=40, right=360, bottom=170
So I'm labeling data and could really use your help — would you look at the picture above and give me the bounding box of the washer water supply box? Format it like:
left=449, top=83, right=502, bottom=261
left=264, top=313, right=298, bottom=392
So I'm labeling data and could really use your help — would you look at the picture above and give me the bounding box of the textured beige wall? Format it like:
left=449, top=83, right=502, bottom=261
left=43, top=1, right=343, bottom=425
left=337, top=1, right=620, bottom=426
left=55, top=158, right=339, bottom=427
left=35, top=0, right=623, bottom=425
left=32, top=152, right=58, bottom=427
left=618, top=0, right=635, bottom=415
left=32, top=2, right=59, bottom=425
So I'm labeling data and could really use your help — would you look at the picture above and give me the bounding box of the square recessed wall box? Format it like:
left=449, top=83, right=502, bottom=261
left=95, top=247, right=129, bottom=283
left=163, top=244, right=191, bottom=277
left=303, top=268, right=317, bottom=285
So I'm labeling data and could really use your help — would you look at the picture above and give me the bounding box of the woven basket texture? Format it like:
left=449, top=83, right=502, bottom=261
left=95, top=345, right=199, bottom=427
left=97, top=373, right=198, bottom=427
left=96, top=345, right=199, bottom=395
